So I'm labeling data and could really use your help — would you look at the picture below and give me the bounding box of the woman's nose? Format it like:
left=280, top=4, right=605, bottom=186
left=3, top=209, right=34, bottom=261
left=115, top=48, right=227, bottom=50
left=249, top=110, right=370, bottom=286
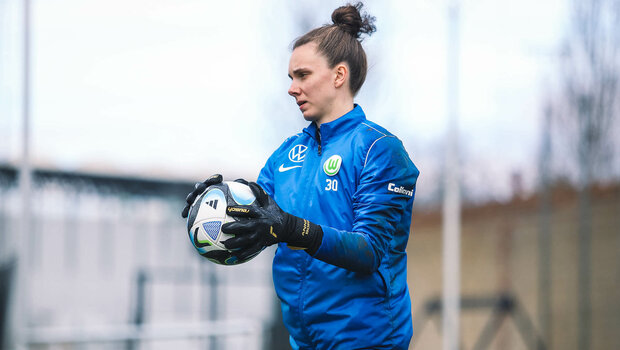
left=288, top=81, right=300, bottom=96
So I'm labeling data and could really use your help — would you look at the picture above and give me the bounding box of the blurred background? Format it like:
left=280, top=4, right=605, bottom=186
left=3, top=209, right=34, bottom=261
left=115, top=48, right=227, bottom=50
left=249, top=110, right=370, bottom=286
left=0, top=0, right=618, bottom=349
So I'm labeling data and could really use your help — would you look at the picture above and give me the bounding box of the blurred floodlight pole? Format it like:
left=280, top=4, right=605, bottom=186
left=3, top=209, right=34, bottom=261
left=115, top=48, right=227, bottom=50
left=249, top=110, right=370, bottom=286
left=14, top=0, right=32, bottom=349
left=442, top=1, right=461, bottom=350
left=538, top=104, right=552, bottom=349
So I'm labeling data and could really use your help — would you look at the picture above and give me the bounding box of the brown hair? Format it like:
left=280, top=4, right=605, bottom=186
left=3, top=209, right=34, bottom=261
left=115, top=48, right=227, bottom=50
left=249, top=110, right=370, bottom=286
left=293, top=2, right=376, bottom=96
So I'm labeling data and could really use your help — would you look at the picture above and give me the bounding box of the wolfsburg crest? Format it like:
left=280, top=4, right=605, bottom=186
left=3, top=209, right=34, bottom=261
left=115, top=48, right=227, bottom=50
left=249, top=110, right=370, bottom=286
left=323, top=155, right=342, bottom=176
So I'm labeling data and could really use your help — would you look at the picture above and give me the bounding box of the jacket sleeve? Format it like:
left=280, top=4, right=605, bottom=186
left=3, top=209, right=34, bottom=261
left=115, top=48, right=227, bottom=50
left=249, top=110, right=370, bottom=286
left=257, top=154, right=275, bottom=197
left=313, top=136, right=419, bottom=273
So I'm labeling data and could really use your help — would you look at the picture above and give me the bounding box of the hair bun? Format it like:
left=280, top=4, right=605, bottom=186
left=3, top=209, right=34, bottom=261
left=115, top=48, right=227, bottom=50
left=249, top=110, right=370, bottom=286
left=331, top=2, right=376, bottom=39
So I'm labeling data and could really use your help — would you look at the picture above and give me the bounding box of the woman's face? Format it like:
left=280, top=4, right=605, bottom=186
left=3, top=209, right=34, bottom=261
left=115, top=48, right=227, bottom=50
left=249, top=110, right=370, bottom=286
left=288, top=43, right=338, bottom=122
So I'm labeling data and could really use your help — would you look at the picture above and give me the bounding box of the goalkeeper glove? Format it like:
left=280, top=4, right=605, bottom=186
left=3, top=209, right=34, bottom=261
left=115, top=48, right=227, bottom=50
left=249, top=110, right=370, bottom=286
left=221, top=181, right=323, bottom=260
left=180, top=174, right=223, bottom=218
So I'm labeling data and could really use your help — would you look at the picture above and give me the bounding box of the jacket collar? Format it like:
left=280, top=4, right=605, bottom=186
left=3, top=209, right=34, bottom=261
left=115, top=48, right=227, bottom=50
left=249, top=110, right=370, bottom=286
left=303, top=104, right=366, bottom=142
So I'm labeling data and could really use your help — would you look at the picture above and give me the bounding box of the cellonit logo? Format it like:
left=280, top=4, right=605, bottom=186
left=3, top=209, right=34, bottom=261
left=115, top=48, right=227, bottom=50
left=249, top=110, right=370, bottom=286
left=388, top=183, right=414, bottom=197
left=288, top=145, right=308, bottom=163
left=323, top=155, right=342, bottom=176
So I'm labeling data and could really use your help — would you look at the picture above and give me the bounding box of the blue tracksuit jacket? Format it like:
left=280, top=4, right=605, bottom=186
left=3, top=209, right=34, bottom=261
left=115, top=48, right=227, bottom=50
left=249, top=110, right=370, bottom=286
left=257, top=105, right=419, bottom=349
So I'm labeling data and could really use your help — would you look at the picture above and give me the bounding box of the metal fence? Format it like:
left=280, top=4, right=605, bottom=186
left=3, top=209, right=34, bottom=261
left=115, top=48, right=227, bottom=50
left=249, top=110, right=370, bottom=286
left=0, top=164, right=279, bottom=350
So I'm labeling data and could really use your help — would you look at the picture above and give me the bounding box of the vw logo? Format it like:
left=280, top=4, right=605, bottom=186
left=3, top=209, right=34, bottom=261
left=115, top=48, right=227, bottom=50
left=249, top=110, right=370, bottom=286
left=288, top=145, right=308, bottom=163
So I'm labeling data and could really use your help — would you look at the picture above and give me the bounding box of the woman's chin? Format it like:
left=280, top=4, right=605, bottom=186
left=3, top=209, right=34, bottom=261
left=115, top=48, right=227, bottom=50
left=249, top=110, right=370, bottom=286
left=302, top=112, right=318, bottom=122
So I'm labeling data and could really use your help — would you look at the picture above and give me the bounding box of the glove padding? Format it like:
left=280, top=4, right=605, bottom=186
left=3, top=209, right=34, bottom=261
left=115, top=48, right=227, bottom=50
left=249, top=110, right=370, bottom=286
left=181, top=174, right=223, bottom=218
left=221, top=181, right=323, bottom=261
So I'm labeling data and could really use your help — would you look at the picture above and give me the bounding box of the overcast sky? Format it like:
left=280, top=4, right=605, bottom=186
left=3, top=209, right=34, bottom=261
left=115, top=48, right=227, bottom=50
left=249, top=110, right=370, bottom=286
left=0, top=0, right=567, bottom=201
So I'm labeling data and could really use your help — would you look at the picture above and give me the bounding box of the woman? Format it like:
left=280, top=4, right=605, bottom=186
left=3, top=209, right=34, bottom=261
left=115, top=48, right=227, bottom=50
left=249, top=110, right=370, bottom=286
left=183, top=3, right=419, bottom=349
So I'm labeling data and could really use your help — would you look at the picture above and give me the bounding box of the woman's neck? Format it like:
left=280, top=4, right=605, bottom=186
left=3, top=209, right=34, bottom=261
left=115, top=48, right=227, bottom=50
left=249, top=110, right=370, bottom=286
left=316, top=97, right=354, bottom=127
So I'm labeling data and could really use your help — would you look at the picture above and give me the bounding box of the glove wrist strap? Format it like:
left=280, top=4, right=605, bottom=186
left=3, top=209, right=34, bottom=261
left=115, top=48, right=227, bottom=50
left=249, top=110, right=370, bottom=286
left=283, top=214, right=323, bottom=255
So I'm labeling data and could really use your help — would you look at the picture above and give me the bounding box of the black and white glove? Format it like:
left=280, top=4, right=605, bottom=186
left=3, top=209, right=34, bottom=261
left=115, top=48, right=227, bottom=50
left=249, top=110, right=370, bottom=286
left=180, top=174, right=223, bottom=218
left=221, top=181, right=323, bottom=261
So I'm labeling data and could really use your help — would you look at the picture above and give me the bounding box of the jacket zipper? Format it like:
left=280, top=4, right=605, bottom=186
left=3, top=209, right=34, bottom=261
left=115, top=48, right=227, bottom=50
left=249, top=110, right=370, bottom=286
left=315, top=127, right=322, bottom=155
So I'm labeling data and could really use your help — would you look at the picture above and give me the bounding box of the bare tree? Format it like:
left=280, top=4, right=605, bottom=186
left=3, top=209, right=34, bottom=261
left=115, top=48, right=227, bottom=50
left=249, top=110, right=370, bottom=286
left=555, top=0, right=619, bottom=181
left=551, top=0, right=619, bottom=349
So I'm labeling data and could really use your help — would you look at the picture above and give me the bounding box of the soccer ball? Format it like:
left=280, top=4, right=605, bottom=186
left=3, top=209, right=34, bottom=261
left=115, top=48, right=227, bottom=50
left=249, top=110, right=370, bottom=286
left=186, top=181, right=259, bottom=265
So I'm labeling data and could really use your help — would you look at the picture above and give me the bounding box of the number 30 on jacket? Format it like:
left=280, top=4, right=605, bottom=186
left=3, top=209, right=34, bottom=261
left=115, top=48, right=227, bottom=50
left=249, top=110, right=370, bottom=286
left=325, top=179, right=338, bottom=191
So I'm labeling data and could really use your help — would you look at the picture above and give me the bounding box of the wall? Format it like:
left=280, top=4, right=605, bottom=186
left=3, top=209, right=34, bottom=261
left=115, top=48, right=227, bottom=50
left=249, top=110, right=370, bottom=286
left=408, top=184, right=620, bottom=350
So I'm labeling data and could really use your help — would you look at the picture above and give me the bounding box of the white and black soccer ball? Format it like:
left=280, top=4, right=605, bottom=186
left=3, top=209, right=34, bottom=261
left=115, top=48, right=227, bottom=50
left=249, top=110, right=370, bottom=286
left=186, top=181, right=259, bottom=265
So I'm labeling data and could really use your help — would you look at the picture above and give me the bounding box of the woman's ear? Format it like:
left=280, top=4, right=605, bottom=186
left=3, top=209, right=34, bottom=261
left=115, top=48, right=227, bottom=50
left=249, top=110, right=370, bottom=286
left=334, top=63, right=348, bottom=89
